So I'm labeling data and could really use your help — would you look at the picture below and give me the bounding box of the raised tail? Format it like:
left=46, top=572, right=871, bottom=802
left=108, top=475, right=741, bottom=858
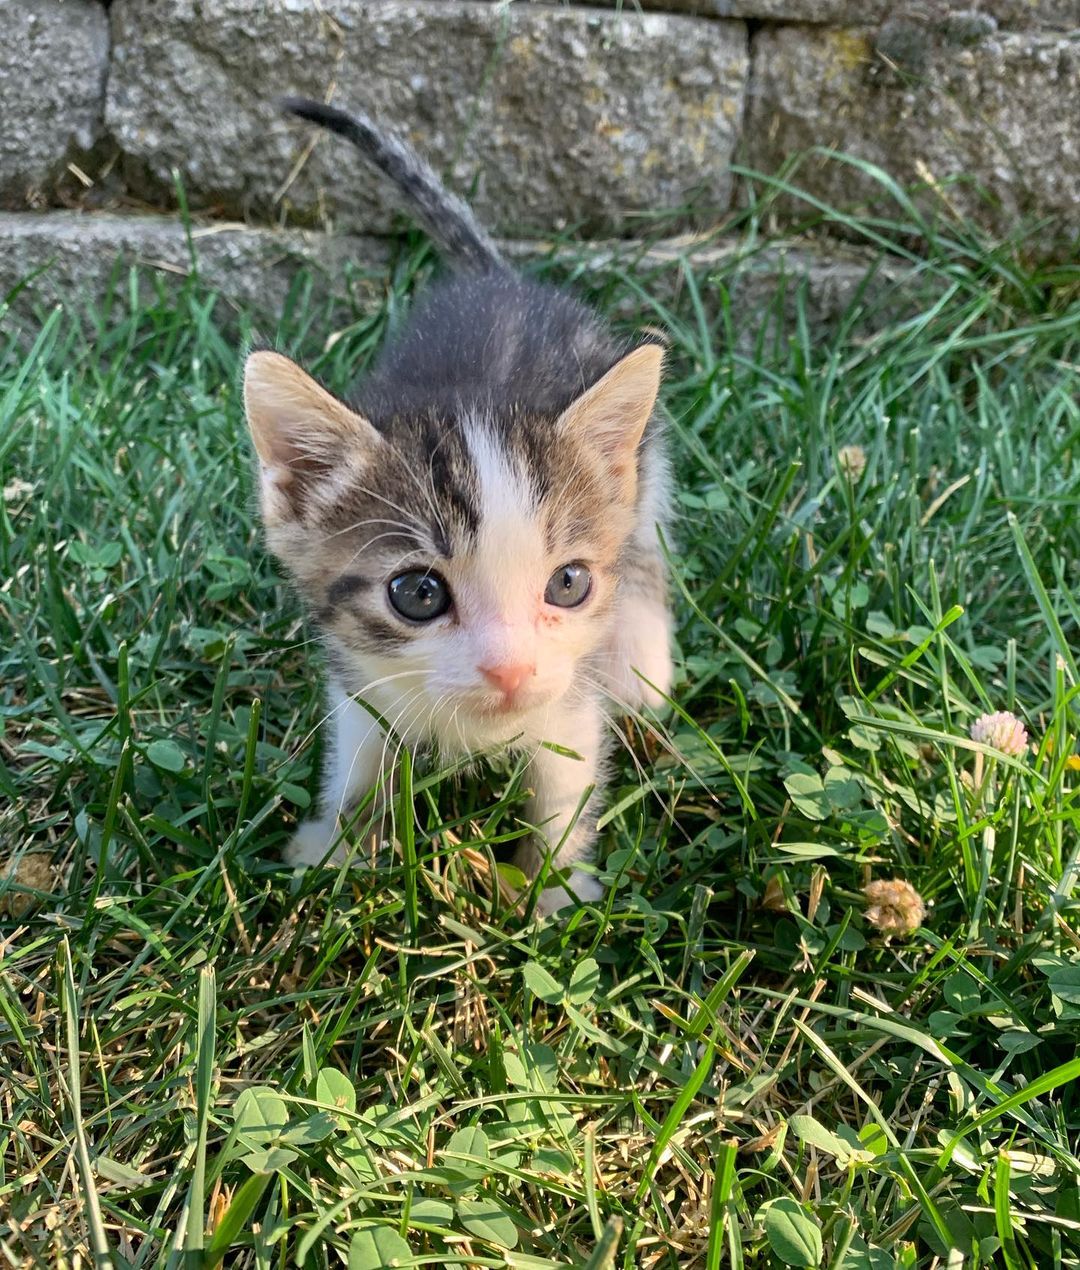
left=280, top=96, right=506, bottom=275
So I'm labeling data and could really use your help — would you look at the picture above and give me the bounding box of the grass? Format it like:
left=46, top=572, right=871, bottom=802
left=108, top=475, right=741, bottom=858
left=2, top=198, right=1080, bottom=1268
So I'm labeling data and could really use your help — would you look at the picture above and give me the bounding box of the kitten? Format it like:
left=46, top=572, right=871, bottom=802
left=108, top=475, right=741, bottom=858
left=243, top=98, right=673, bottom=915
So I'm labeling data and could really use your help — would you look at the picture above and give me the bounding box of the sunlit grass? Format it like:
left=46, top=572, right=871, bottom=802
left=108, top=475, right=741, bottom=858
left=2, top=196, right=1080, bottom=1267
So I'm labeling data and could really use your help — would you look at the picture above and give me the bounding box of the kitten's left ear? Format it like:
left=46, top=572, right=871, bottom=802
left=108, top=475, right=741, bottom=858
left=243, top=350, right=382, bottom=524
left=556, top=344, right=663, bottom=501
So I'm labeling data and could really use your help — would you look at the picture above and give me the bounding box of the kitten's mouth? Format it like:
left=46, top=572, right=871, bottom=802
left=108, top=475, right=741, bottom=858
left=468, top=693, right=542, bottom=719
left=475, top=698, right=529, bottom=717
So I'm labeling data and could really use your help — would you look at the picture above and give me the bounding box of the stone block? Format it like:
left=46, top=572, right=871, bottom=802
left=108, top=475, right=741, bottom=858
left=745, top=25, right=1080, bottom=243
left=0, top=0, right=111, bottom=208
left=0, top=212, right=392, bottom=326
left=105, top=0, right=749, bottom=238
left=0, top=211, right=919, bottom=352
left=582, top=0, right=1079, bottom=30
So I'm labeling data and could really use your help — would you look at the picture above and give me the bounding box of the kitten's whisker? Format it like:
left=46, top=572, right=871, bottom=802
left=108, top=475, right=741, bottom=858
left=276, top=670, right=426, bottom=773
left=340, top=530, right=422, bottom=567
left=332, top=482, right=433, bottom=543
left=449, top=701, right=469, bottom=760
left=250, top=631, right=325, bottom=665
left=382, top=436, right=450, bottom=546
left=270, top=690, right=359, bottom=780
left=419, top=418, right=464, bottom=552
left=319, top=515, right=423, bottom=544
left=375, top=684, right=434, bottom=796
left=569, top=688, right=695, bottom=851
left=330, top=696, right=413, bottom=841
left=379, top=687, right=450, bottom=848
left=343, top=685, right=427, bottom=839
left=560, top=682, right=674, bottom=829
left=584, top=692, right=654, bottom=791
left=575, top=670, right=714, bottom=796
left=381, top=546, right=429, bottom=578
left=347, top=669, right=432, bottom=703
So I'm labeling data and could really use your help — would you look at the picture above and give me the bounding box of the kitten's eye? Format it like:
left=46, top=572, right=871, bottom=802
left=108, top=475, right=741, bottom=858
left=545, top=563, right=592, bottom=608
left=388, top=570, right=451, bottom=622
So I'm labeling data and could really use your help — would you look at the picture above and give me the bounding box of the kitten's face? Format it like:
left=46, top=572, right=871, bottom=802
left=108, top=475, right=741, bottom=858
left=244, top=347, right=661, bottom=749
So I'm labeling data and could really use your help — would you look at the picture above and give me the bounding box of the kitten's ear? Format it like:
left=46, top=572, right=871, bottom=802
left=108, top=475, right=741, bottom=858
left=243, top=351, right=381, bottom=519
left=556, top=344, right=663, bottom=499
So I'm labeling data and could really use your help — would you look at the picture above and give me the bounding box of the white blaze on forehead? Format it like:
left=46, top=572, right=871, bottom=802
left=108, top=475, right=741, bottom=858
left=461, top=418, right=545, bottom=624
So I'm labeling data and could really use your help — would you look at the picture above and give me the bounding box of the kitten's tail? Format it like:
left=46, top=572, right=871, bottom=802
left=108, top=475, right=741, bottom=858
left=280, top=96, right=506, bottom=275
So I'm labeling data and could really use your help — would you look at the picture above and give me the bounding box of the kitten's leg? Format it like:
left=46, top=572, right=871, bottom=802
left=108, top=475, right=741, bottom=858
left=603, top=546, right=673, bottom=711
left=286, top=682, right=388, bottom=866
left=514, top=699, right=609, bottom=916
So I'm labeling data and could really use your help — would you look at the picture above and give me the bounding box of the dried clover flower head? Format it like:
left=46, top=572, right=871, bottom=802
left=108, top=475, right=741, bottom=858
left=1, top=852, right=55, bottom=918
left=863, top=878, right=925, bottom=936
left=837, top=444, right=867, bottom=482
left=969, top=711, right=1028, bottom=758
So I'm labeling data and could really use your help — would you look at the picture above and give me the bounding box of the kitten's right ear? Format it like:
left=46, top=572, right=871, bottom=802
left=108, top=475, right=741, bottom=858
left=556, top=344, right=663, bottom=503
left=243, top=351, right=381, bottom=520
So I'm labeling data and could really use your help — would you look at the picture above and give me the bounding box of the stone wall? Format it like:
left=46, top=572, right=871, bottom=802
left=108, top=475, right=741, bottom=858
left=2, top=0, right=1077, bottom=324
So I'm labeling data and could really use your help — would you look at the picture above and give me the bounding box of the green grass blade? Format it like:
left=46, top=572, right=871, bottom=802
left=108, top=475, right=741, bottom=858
left=60, top=939, right=114, bottom=1266
left=180, top=965, right=217, bottom=1255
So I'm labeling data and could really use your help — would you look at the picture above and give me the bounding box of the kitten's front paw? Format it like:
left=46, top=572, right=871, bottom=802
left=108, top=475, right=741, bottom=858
left=533, top=870, right=605, bottom=918
left=284, top=820, right=348, bottom=868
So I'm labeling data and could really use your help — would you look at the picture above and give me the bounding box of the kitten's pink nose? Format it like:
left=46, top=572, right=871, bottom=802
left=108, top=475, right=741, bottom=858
left=480, top=661, right=535, bottom=698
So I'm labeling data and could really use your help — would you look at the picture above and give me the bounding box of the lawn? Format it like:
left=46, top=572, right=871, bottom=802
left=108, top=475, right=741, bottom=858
left=2, top=203, right=1080, bottom=1268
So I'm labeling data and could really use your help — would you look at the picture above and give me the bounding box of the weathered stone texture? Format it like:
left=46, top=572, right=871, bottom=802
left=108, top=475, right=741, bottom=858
left=0, top=0, right=111, bottom=207
left=105, top=0, right=748, bottom=238
left=0, top=212, right=392, bottom=323
left=746, top=27, right=1080, bottom=241
left=585, top=0, right=1079, bottom=28
left=0, top=211, right=917, bottom=346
